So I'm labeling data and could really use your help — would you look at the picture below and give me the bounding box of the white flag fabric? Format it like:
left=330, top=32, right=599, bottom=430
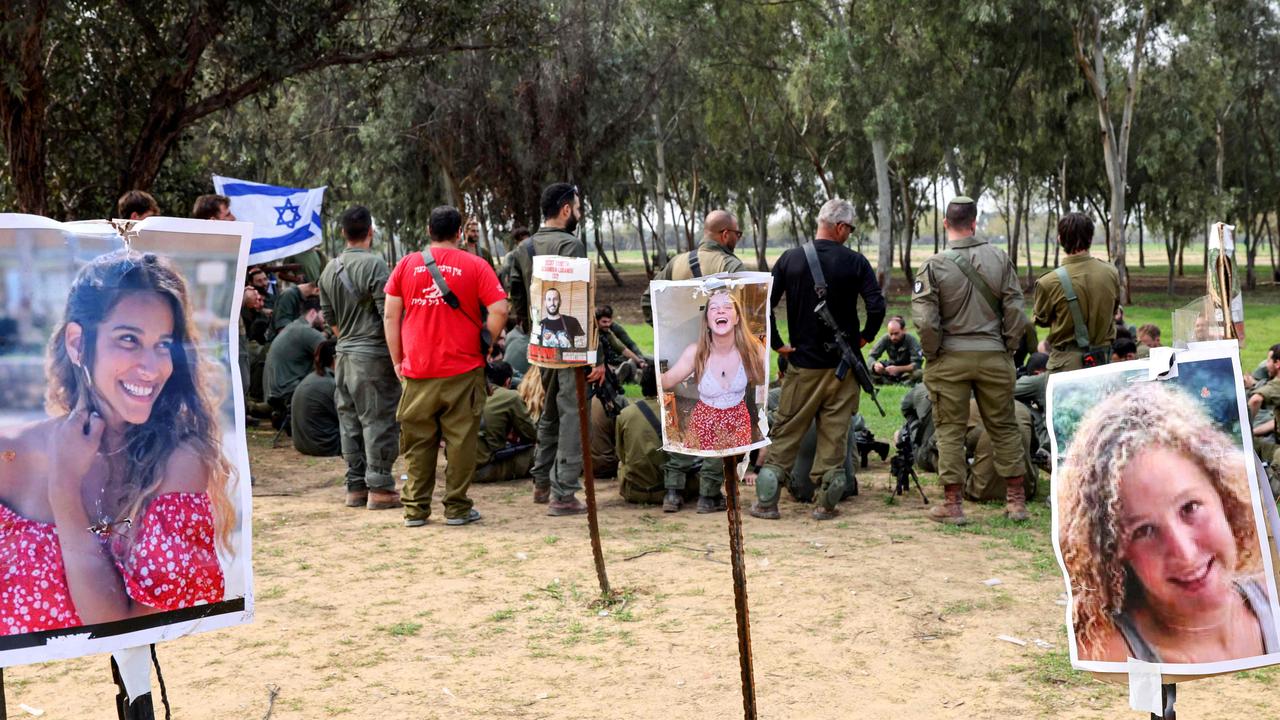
left=212, top=175, right=326, bottom=264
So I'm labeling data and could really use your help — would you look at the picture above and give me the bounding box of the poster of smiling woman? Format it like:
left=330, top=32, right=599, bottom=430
left=651, top=273, right=772, bottom=457
left=0, top=214, right=253, bottom=666
left=1048, top=341, right=1280, bottom=680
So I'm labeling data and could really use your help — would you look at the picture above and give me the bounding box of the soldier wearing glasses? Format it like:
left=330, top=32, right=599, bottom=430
left=749, top=198, right=885, bottom=521
left=509, top=183, right=606, bottom=516
left=643, top=210, right=746, bottom=513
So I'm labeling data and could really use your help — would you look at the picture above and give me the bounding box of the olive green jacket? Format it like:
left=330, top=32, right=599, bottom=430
left=642, top=240, right=744, bottom=324
left=1032, top=252, right=1120, bottom=372
left=911, top=236, right=1026, bottom=359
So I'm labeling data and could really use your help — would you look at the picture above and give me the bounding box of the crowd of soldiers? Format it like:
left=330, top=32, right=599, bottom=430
left=216, top=180, right=1277, bottom=527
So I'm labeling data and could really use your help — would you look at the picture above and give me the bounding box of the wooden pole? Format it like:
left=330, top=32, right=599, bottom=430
left=111, top=657, right=156, bottom=720
left=1151, top=683, right=1175, bottom=720
left=722, top=456, right=758, bottom=720
left=574, top=366, right=611, bottom=597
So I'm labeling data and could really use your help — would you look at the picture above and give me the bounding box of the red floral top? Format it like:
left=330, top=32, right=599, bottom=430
left=0, top=492, right=224, bottom=635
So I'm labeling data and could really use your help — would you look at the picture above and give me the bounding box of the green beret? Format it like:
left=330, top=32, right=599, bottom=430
left=950, top=196, right=975, bottom=205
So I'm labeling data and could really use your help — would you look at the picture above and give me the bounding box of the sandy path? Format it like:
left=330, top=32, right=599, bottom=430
left=5, top=431, right=1278, bottom=719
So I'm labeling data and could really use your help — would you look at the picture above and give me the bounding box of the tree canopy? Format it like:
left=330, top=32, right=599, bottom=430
left=3, top=0, right=1278, bottom=290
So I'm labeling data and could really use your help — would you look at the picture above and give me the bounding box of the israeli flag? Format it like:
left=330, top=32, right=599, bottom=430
left=212, top=175, right=326, bottom=264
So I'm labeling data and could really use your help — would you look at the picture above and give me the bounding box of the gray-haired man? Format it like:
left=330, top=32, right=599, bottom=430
left=749, top=198, right=885, bottom=521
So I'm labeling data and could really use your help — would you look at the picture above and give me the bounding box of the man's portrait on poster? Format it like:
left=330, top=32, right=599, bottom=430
left=538, top=287, right=586, bottom=349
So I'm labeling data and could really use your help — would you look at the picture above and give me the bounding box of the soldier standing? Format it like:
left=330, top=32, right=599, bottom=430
left=508, top=183, right=606, bottom=515
left=911, top=196, right=1028, bottom=524
left=750, top=198, right=885, bottom=521
left=318, top=206, right=403, bottom=510
left=1032, top=212, right=1120, bottom=373
left=645, top=210, right=746, bottom=513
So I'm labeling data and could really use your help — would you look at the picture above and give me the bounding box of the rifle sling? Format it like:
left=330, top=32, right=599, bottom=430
left=941, top=249, right=1001, bottom=318
left=687, top=248, right=702, bottom=278
left=801, top=242, right=827, bottom=299
left=635, top=400, right=663, bottom=437
left=1054, top=266, right=1092, bottom=351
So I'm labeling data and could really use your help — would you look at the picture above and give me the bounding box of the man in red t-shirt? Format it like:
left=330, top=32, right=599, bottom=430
left=384, top=206, right=509, bottom=527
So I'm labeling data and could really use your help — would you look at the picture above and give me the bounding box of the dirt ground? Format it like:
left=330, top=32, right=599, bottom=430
left=6, top=425, right=1280, bottom=719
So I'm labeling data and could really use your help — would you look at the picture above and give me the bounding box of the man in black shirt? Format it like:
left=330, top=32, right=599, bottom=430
left=537, top=287, right=586, bottom=349
left=750, top=198, right=885, bottom=521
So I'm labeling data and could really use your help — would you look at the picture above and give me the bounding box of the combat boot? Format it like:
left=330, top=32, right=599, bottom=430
left=927, top=483, right=968, bottom=526
left=696, top=495, right=726, bottom=513
left=1004, top=475, right=1029, bottom=522
left=662, top=489, right=683, bottom=513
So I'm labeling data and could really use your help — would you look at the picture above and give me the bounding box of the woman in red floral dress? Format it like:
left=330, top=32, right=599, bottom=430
left=662, top=289, right=767, bottom=452
left=0, top=250, right=236, bottom=634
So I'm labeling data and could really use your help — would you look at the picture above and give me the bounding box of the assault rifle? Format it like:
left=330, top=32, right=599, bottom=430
left=814, top=300, right=884, bottom=417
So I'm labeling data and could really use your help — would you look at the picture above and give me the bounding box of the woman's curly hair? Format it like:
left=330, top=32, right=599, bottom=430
left=1059, top=382, right=1259, bottom=658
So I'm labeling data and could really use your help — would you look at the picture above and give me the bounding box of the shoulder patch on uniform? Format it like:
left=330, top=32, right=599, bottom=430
left=911, top=272, right=931, bottom=297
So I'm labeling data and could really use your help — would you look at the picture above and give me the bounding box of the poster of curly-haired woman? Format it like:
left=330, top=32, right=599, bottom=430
left=1048, top=341, right=1280, bottom=679
left=651, top=273, right=771, bottom=457
left=0, top=214, right=254, bottom=666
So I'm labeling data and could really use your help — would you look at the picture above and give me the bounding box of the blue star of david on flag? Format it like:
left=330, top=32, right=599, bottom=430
left=212, top=175, right=327, bottom=264
left=274, top=198, right=303, bottom=229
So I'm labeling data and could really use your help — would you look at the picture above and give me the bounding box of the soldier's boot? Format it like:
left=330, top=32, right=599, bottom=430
left=748, top=466, right=782, bottom=520
left=927, top=483, right=969, bottom=526
left=663, top=489, right=683, bottom=513
left=1004, top=475, right=1029, bottom=522
left=532, top=483, right=551, bottom=505
left=696, top=495, right=726, bottom=514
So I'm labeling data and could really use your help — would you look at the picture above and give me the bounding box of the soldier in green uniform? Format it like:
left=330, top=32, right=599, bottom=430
left=270, top=280, right=320, bottom=337
left=1014, top=352, right=1050, bottom=469
left=911, top=196, right=1029, bottom=524
left=1247, top=344, right=1280, bottom=466
left=751, top=198, right=885, bottom=521
left=642, top=210, right=746, bottom=513
left=476, top=361, right=537, bottom=482
left=615, top=365, right=698, bottom=504
left=263, top=298, right=326, bottom=413
left=508, top=183, right=605, bottom=516
left=464, top=217, right=496, bottom=269
left=1033, top=213, right=1120, bottom=373
left=318, top=206, right=403, bottom=510
left=291, top=339, right=341, bottom=457
left=868, top=315, right=925, bottom=385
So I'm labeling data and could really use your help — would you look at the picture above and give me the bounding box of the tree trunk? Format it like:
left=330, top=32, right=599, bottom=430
left=1137, top=202, right=1145, bottom=268
left=0, top=1, right=51, bottom=216
left=1043, top=182, right=1053, bottom=268
left=871, top=134, right=894, bottom=292
left=651, top=111, right=670, bottom=266
left=635, top=200, right=652, bottom=278
left=932, top=175, right=940, bottom=253
left=593, top=205, right=622, bottom=286
left=897, top=166, right=914, bottom=281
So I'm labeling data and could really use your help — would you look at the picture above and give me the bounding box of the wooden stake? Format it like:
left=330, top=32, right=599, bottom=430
left=575, top=366, right=611, bottom=597
left=1151, top=683, right=1176, bottom=720
left=723, top=456, right=757, bottom=720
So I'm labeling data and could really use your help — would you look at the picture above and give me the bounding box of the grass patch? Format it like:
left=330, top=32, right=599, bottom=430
left=382, top=621, right=422, bottom=637
left=489, top=609, right=516, bottom=622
